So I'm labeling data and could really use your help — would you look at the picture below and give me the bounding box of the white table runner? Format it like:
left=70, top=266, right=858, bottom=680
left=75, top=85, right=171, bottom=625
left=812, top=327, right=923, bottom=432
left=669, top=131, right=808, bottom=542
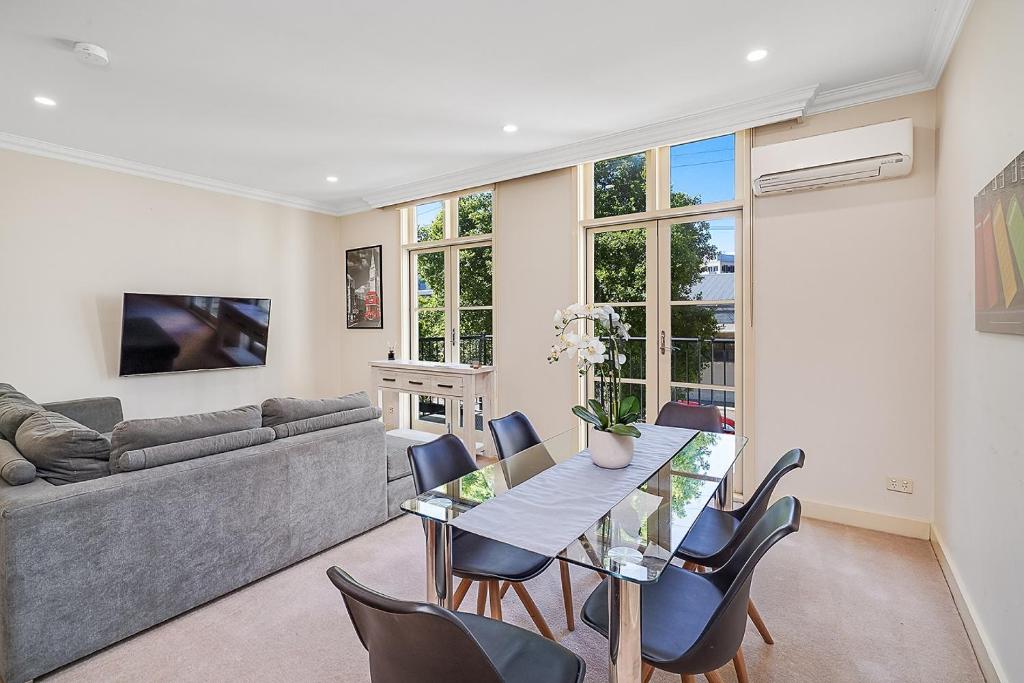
left=450, top=423, right=697, bottom=557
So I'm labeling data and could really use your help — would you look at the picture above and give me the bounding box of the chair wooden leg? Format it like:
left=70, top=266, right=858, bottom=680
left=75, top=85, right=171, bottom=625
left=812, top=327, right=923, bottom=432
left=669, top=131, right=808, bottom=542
left=747, top=599, right=774, bottom=644
left=476, top=581, right=488, bottom=615
left=641, top=662, right=655, bottom=682
left=500, top=580, right=511, bottom=598
left=511, top=582, right=556, bottom=640
left=488, top=580, right=503, bottom=621
left=559, top=561, right=575, bottom=631
left=733, top=647, right=749, bottom=683
left=452, top=578, right=472, bottom=610
left=681, top=675, right=697, bottom=683
left=682, top=560, right=698, bottom=571
left=704, top=670, right=725, bottom=683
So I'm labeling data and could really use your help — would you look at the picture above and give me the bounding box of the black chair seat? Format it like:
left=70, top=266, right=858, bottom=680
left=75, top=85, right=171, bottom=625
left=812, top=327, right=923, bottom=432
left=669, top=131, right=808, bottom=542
left=580, top=565, right=725, bottom=666
left=674, top=507, right=742, bottom=565
left=454, top=611, right=585, bottom=683
left=453, top=530, right=552, bottom=582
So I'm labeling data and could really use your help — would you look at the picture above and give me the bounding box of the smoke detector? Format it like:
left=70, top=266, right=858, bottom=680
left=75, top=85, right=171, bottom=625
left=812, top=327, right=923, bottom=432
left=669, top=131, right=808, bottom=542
left=73, top=42, right=109, bottom=66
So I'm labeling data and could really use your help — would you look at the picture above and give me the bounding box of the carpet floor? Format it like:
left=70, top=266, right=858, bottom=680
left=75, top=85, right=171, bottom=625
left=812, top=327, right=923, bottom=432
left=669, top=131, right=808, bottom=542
left=42, top=516, right=983, bottom=682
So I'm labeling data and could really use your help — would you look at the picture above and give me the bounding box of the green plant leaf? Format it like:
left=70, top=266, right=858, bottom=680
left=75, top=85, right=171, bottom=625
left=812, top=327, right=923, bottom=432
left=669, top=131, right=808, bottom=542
left=572, top=405, right=604, bottom=428
left=607, top=423, right=642, bottom=438
left=617, top=395, right=639, bottom=421
left=587, top=399, right=610, bottom=428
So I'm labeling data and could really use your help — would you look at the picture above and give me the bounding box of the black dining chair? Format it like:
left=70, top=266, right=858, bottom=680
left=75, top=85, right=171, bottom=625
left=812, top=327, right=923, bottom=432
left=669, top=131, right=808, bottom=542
left=580, top=496, right=801, bottom=683
left=654, top=402, right=725, bottom=433
left=488, top=411, right=576, bottom=630
left=675, top=448, right=805, bottom=646
left=327, top=566, right=586, bottom=683
left=408, top=434, right=562, bottom=640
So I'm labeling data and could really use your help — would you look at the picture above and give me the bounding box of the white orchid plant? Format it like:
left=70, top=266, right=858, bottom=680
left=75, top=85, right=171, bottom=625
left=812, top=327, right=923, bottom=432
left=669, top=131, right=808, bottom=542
left=548, top=303, right=642, bottom=438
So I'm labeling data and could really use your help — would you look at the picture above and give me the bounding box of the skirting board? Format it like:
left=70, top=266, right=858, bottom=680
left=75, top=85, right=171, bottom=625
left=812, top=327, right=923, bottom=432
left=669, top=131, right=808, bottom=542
left=930, top=528, right=1005, bottom=683
left=798, top=499, right=931, bottom=539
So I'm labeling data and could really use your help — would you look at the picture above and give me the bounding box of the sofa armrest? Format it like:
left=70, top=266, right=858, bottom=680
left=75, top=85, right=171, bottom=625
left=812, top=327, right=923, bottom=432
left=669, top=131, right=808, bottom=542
left=41, top=397, right=123, bottom=433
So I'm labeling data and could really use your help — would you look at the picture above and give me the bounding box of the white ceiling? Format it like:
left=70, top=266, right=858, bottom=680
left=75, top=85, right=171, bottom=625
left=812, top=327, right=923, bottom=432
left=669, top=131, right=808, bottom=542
left=0, top=0, right=970, bottom=215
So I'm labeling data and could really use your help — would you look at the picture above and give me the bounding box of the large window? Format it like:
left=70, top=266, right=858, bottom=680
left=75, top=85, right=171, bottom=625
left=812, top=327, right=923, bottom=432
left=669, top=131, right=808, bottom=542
left=584, top=132, right=747, bottom=489
left=406, top=189, right=494, bottom=435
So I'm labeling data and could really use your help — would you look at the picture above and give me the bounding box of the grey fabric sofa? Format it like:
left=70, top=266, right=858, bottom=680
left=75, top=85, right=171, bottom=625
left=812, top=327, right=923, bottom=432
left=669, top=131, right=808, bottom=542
left=0, top=396, right=388, bottom=683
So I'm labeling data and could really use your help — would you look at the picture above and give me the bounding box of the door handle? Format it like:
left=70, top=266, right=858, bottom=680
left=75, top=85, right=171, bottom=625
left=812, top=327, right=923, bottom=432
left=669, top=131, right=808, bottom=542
left=660, top=331, right=666, bottom=355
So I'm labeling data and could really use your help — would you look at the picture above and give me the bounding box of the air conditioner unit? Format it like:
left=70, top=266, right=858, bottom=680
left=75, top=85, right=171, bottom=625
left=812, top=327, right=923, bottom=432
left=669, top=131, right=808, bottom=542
left=751, top=118, right=913, bottom=196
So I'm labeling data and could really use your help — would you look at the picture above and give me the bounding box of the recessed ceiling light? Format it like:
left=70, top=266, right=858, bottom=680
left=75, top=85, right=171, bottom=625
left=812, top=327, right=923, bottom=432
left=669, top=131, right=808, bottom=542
left=746, top=49, right=768, bottom=62
left=502, top=123, right=519, bottom=134
left=33, top=95, right=57, bottom=107
left=325, top=176, right=339, bottom=183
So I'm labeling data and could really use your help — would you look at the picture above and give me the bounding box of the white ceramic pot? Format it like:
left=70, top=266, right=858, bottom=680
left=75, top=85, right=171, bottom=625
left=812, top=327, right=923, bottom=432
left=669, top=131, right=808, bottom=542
left=589, top=428, right=636, bottom=469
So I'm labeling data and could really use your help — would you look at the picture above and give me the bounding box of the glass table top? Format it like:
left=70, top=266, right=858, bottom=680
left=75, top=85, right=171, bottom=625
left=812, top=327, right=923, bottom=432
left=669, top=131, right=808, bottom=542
left=400, top=425, right=747, bottom=583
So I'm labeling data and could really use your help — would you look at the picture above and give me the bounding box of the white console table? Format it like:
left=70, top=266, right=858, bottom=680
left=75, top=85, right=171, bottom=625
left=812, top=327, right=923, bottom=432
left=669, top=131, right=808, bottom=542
left=370, top=360, right=496, bottom=457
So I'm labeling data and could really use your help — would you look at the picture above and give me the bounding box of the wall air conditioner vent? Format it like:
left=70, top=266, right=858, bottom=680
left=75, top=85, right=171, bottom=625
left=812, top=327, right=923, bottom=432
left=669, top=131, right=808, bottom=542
left=752, top=119, right=913, bottom=196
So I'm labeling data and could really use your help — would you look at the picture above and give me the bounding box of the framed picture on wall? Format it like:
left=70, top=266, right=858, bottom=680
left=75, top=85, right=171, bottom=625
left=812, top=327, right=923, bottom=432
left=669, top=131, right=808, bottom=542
left=346, top=245, right=383, bottom=329
left=975, top=149, right=1024, bottom=335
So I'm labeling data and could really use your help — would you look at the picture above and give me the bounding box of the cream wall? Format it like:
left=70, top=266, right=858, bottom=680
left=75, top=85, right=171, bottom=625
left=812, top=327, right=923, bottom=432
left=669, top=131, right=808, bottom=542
left=933, top=0, right=1024, bottom=679
left=0, top=148, right=343, bottom=418
left=336, top=169, right=579, bottom=439
left=752, top=92, right=937, bottom=531
left=336, top=208, right=402, bottom=396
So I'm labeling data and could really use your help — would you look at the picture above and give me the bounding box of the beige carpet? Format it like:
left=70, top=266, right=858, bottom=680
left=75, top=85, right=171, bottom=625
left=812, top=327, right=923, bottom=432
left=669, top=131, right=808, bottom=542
left=42, top=517, right=983, bottom=682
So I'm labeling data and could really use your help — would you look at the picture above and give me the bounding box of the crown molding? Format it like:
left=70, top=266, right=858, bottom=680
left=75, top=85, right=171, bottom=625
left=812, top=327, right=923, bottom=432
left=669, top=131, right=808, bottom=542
left=0, top=132, right=340, bottom=216
left=805, top=70, right=933, bottom=115
left=332, top=196, right=374, bottom=216
left=922, top=0, right=973, bottom=86
left=362, top=84, right=819, bottom=208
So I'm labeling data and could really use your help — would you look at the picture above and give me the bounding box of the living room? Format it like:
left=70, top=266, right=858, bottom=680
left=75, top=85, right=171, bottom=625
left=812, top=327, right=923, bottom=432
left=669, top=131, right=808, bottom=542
left=0, top=1, right=1019, bottom=682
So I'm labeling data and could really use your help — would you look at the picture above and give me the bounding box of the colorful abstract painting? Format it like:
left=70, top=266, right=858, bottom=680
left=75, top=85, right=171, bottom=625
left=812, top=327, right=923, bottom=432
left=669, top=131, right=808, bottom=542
left=975, top=150, right=1024, bottom=334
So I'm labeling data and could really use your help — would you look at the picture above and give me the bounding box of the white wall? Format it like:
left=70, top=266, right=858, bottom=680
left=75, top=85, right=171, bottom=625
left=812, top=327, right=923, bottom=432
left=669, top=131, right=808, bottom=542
left=0, top=149, right=343, bottom=418
left=933, top=0, right=1024, bottom=679
left=752, top=92, right=937, bottom=531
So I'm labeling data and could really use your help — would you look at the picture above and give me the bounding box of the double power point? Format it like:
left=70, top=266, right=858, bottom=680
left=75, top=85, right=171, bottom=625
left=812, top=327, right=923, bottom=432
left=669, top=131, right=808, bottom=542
left=886, top=477, right=914, bottom=494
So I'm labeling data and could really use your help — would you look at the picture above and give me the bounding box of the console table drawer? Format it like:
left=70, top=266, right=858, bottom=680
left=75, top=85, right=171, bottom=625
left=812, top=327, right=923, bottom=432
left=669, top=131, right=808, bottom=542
left=379, top=372, right=463, bottom=396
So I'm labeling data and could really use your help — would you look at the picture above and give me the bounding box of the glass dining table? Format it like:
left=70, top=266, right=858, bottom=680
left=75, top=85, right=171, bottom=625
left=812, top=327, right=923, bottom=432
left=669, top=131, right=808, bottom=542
left=401, top=425, right=747, bottom=683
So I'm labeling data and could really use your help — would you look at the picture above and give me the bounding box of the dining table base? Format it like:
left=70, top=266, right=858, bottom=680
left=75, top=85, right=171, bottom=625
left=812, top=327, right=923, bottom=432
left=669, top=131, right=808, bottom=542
left=608, top=576, right=642, bottom=682
left=424, top=520, right=453, bottom=608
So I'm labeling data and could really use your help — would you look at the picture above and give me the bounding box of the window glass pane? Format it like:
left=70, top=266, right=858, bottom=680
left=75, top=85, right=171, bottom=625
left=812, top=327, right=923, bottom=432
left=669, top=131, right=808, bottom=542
left=670, top=304, right=734, bottom=386
left=458, top=309, right=493, bottom=365
left=670, top=134, right=735, bottom=206
left=593, top=228, right=647, bottom=303
left=594, top=153, right=646, bottom=218
left=417, top=396, right=446, bottom=425
left=669, top=218, right=735, bottom=301
left=594, top=381, right=648, bottom=424
left=416, top=310, right=445, bottom=361
left=458, top=246, right=492, bottom=306
left=458, top=192, right=493, bottom=237
left=415, top=251, right=445, bottom=308
left=416, top=201, right=444, bottom=241
left=669, top=387, right=736, bottom=432
left=600, top=306, right=645, bottom=380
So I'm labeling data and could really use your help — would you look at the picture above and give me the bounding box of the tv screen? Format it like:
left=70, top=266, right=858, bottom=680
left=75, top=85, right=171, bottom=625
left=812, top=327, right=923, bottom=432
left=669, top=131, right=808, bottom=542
left=119, top=294, right=271, bottom=376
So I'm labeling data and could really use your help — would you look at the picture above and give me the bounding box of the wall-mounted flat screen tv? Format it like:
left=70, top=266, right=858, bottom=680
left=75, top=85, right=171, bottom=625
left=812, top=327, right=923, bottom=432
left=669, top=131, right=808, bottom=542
left=119, top=293, right=271, bottom=376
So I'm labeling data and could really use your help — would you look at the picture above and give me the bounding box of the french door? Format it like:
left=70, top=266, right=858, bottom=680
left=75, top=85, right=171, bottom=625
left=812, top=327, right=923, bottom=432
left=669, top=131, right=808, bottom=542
left=410, top=242, right=493, bottom=434
left=586, top=211, right=741, bottom=432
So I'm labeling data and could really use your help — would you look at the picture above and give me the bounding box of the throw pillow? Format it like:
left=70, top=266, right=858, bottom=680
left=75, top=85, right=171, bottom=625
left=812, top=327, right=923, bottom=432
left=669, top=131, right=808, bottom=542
left=0, top=392, right=44, bottom=442
left=0, top=437, right=36, bottom=485
left=272, top=405, right=382, bottom=439
left=116, top=426, right=276, bottom=472
left=15, top=411, right=111, bottom=485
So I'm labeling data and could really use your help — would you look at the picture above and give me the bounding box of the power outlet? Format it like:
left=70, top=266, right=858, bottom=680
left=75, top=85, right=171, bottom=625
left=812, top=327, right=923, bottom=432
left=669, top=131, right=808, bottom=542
left=886, top=477, right=914, bottom=494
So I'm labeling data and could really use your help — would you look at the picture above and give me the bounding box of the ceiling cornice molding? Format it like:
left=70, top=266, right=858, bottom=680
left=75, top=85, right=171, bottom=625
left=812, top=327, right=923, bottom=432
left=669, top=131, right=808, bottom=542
left=805, top=70, right=933, bottom=115
left=362, top=84, right=819, bottom=208
left=332, top=197, right=374, bottom=216
left=0, top=131, right=340, bottom=216
left=922, top=0, right=973, bottom=86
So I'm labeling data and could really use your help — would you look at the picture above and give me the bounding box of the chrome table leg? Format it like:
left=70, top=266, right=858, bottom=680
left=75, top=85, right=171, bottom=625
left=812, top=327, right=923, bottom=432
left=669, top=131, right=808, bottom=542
left=425, top=520, right=453, bottom=608
left=608, top=576, right=641, bottom=682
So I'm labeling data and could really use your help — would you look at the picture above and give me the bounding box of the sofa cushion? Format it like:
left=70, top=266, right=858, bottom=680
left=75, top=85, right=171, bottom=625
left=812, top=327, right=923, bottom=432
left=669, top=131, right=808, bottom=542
left=0, top=437, right=36, bottom=485
left=272, top=405, right=381, bottom=439
left=385, top=433, right=429, bottom=482
left=0, top=392, right=44, bottom=442
left=261, top=392, right=372, bottom=427
left=15, top=411, right=111, bottom=485
left=109, top=404, right=262, bottom=472
left=116, top=426, right=276, bottom=472
left=0, top=383, right=17, bottom=395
